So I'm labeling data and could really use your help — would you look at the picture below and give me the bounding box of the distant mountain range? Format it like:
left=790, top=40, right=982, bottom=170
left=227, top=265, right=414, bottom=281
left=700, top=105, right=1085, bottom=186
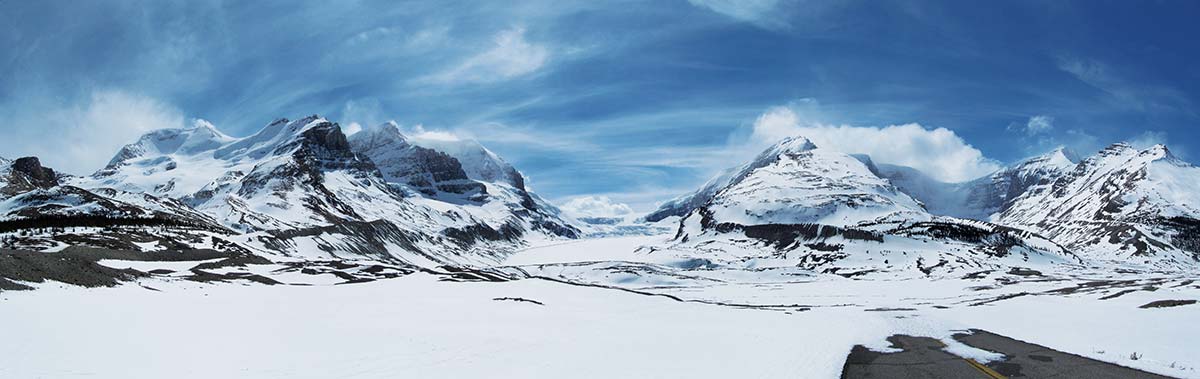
left=648, top=136, right=1200, bottom=272
left=2, top=116, right=1197, bottom=277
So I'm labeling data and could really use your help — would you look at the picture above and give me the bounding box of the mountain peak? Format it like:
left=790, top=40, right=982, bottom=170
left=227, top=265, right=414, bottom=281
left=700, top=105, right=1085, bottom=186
left=191, top=118, right=219, bottom=132
left=1143, top=143, right=1174, bottom=158
left=377, top=121, right=406, bottom=139
left=1048, top=146, right=1081, bottom=165
left=680, top=138, right=926, bottom=227
left=1010, top=146, right=1079, bottom=173
left=102, top=121, right=236, bottom=170
left=346, top=122, right=411, bottom=154
left=214, top=116, right=329, bottom=161
left=767, top=136, right=818, bottom=155
left=9, top=156, right=59, bottom=189
left=1100, top=142, right=1136, bottom=156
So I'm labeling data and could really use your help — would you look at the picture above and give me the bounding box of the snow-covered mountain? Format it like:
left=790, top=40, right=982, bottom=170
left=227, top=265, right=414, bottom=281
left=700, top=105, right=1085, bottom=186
left=820, top=142, right=1199, bottom=268
left=87, top=119, right=238, bottom=198
left=1, top=156, right=215, bottom=224
left=996, top=143, right=1200, bottom=266
left=866, top=142, right=1198, bottom=266
left=697, top=137, right=928, bottom=227
left=71, top=116, right=399, bottom=232
left=0, top=156, right=229, bottom=253
left=7, top=114, right=1200, bottom=275
left=651, top=137, right=1077, bottom=277
left=959, top=147, right=1080, bottom=220
left=646, top=137, right=927, bottom=225
left=19, top=115, right=582, bottom=266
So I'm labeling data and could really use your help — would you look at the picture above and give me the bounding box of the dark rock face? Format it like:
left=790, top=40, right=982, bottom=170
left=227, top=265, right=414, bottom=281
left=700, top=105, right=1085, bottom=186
left=1162, top=217, right=1200, bottom=260
left=644, top=198, right=700, bottom=222
left=292, top=121, right=380, bottom=173
left=412, top=148, right=470, bottom=183
left=397, top=147, right=486, bottom=196
left=10, top=157, right=59, bottom=189
left=963, top=170, right=1049, bottom=216
left=346, top=123, right=485, bottom=196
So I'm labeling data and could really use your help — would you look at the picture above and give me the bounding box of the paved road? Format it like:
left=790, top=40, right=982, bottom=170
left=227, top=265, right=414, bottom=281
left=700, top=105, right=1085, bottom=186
left=842, top=329, right=1173, bottom=378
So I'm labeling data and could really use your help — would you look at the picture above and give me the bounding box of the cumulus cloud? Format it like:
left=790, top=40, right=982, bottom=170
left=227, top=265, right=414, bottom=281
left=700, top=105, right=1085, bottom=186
left=560, top=195, right=635, bottom=218
left=746, top=105, right=1001, bottom=182
left=426, top=26, right=549, bottom=84
left=7, top=90, right=187, bottom=174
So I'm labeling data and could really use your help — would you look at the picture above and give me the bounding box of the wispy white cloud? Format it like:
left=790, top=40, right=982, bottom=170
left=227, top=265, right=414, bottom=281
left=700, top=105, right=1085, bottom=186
left=687, top=0, right=790, bottom=29
left=744, top=104, right=1002, bottom=182
left=1129, top=130, right=1167, bottom=149
left=344, top=24, right=450, bottom=53
left=1056, top=55, right=1193, bottom=114
left=341, top=122, right=363, bottom=136
left=1128, top=130, right=1187, bottom=158
left=1023, top=115, right=1054, bottom=136
left=425, top=26, right=549, bottom=84
left=339, top=98, right=387, bottom=131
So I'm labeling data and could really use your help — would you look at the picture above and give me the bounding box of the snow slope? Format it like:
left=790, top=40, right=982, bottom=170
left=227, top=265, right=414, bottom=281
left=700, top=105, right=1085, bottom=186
left=0, top=273, right=892, bottom=379
left=84, top=119, right=238, bottom=198
left=502, top=235, right=1200, bottom=378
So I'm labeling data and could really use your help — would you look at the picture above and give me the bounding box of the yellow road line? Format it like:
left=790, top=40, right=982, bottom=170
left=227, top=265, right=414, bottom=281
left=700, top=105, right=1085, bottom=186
left=966, top=359, right=1007, bottom=379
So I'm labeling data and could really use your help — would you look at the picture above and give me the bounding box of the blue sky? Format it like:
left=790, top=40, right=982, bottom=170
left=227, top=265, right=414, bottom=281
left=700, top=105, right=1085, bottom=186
left=2, top=0, right=1198, bottom=213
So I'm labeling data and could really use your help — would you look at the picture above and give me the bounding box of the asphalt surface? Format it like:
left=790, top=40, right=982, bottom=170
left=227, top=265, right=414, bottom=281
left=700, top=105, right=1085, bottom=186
left=842, top=329, right=1173, bottom=378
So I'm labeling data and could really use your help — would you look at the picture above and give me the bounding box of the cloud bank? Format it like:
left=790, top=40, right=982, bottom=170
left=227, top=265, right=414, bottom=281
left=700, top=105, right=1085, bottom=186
left=560, top=195, right=636, bottom=218
left=0, top=89, right=186, bottom=175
